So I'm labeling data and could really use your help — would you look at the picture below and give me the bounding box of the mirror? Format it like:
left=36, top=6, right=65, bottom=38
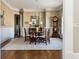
left=31, top=16, right=39, bottom=27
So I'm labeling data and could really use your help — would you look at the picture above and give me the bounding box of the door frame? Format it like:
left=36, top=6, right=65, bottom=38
left=14, top=14, right=21, bottom=38
left=63, top=0, right=73, bottom=59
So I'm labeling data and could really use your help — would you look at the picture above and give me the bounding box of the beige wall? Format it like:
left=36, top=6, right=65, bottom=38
left=23, top=11, right=45, bottom=27
left=0, top=0, right=2, bottom=26
left=23, top=10, right=62, bottom=28
left=0, top=1, right=62, bottom=28
left=23, top=12, right=33, bottom=27
left=46, top=10, right=62, bottom=28
left=73, top=0, right=79, bottom=52
left=0, top=1, right=62, bottom=37
left=0, top=1, right=14, bottom=27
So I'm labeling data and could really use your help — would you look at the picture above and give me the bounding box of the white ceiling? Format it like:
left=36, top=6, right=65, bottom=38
left=3, top=0, right=63, bottom=10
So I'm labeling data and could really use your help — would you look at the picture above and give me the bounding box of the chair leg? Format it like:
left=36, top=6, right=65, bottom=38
left=25, top=36, right=27, bottom=41
left=48, top=39, right=50, bottom=44
left=35, top=41, right=36, bottom=45
left=44, top=39, right=47, bottom=45
left=30, top=41, right=31, bottom=44
left=45, top=41, right=47, bottom=45
left=29, top=38, right=32, bottom=44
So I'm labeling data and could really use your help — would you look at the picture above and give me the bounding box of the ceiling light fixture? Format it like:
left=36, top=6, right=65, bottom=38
left=34, top=0, right=39, bottom=17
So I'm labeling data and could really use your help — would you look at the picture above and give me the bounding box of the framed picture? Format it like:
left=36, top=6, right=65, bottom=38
left=31, top=16, right=39, bottom=26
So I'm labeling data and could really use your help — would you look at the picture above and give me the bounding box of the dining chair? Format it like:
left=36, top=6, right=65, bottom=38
left=24, top=28, right=30, bottom=42
left=46, top=28, right=50, bottom=44
left=29, top=27, right=37, bottom=44
left=24, top=28, right=27, bottom=41
left=38, top=28, right=47, bottom=45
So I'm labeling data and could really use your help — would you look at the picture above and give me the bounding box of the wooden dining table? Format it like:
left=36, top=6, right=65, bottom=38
left=24, top=27, right=50, bottom=45
left=29, top=27, right=45, bottom=44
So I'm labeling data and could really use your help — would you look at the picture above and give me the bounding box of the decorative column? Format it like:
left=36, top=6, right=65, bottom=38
left=19, top=9, right=24, bottom=36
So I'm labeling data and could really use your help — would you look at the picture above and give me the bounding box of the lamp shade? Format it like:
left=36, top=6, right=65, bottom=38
left=29, top=22, right=32, bottom=24
left=40, top=21, right=43, bottom=24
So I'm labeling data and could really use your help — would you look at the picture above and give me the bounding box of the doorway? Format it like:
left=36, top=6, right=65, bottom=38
left=14, top=14, right=21, bottom=38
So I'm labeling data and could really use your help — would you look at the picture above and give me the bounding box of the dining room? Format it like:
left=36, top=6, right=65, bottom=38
left=1, top=0, right=79, bottom=59
left=0, top=0, right=63, bottom=59
left=0, top=0, right=63, bottom=50
left=1, top=9, right=63, bottom=50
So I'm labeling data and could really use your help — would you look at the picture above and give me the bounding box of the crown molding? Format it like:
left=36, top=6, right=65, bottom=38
left=46, top=4, right=63, bottom=12
left=2, top=0, right=19, bottom=11
left=2, top=0, right=62, bottom=12
left=23, top=8, right=44, bottom=12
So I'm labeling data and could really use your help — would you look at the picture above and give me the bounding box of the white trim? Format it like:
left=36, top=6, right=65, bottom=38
left=74, top=53, right=79, bottom=59
left=63, top=0, right=73, bottom=53
left=0, top=27, right=14, bottom=44
left=74, top=23, right=79, bottom=27
left=23, top=8, right=44, bottom=12
left=2, top=0, right=62, bottom=12
left=74, top=53, right=79, bottom=55
left=63, top=0, right=73, bottom=58
left=2, top=0, right=19, bottom=11
left=43, top=5, right=63, bottom=12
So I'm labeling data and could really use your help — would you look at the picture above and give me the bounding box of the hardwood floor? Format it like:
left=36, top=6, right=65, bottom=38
left=1, top=50, right=62, bottom=59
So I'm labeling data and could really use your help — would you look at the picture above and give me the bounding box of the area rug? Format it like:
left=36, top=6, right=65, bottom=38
left=2, top=38, right=62, bottom=50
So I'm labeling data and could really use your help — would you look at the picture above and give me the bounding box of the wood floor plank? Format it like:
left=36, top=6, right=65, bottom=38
left=1, top=50, right=62, bottom=59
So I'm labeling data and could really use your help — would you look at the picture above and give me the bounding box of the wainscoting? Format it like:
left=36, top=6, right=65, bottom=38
left=0, top=27, right=14, bottom=44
